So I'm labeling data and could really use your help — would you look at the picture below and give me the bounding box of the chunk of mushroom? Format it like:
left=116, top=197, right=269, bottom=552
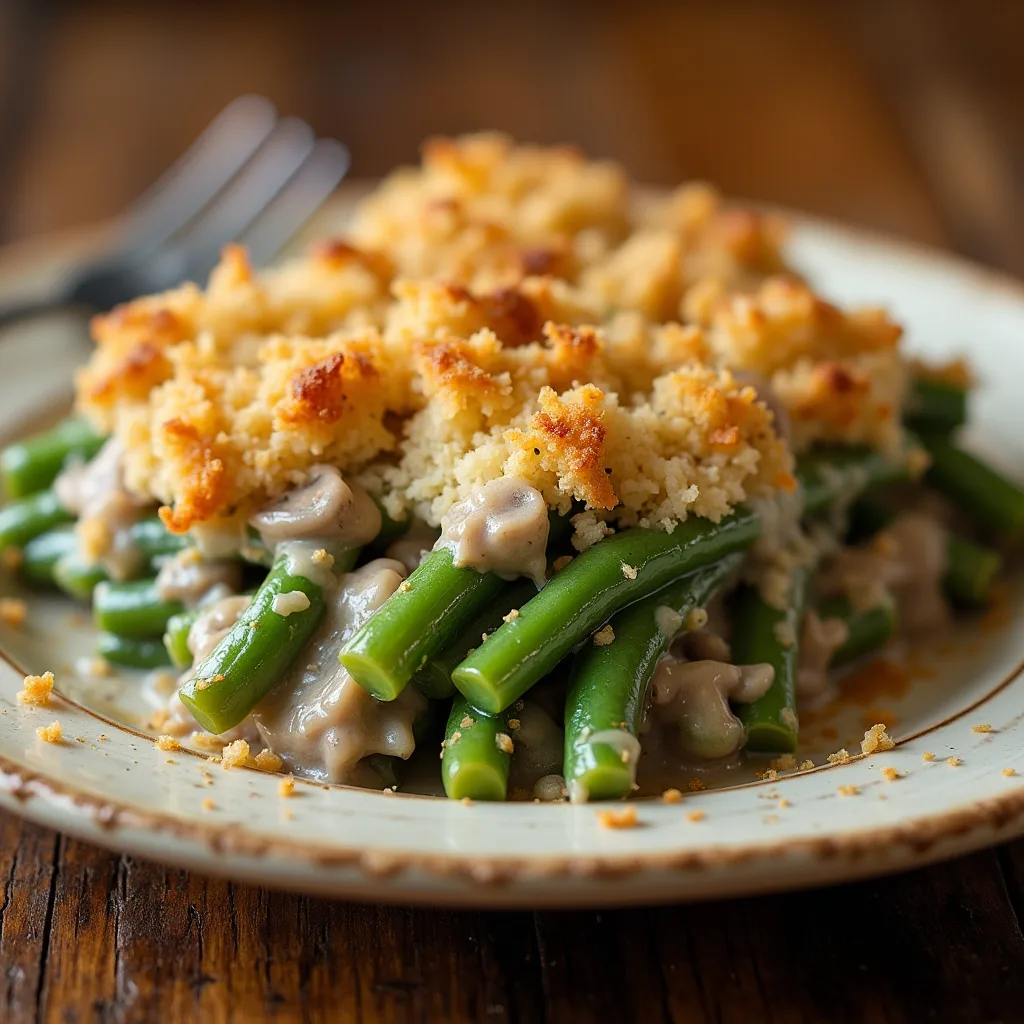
left=250, top=465, right=381, bottom=547
left=649, top=658, right=775, bottom=760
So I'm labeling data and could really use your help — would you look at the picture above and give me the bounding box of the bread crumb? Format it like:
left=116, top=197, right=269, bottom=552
left=597, top=806, right=638, bottom=829
left=221, top=739, right=251, bottom=767
left=1003, top=768, right=1015, bottom=777
left=620, top=562, right=638, bottom=580
left=662, top=788, right=683, bottom=804
left=311, top=548, right=334, bottom=568
left=946, top=756, right=962, bottom=767
left=685, top=810, right=706, bottom=822
left=922, top=751, right=935, bottom=761
left=190, top=732, right=222, bottom=751
left=460, top=797, right=473, bottom=807
left=507, top=718, right=521, bottom=730
left=18, top=671, right=54, bottom=706
left=837, top=784, right=859, bottom=796
left=684, top=607, right=708, bottom=631
left=798, top=759, right=815, bottom=770
left=861, top=723, right=895, bottom=755
left=778, top=798, right=791, bottom=808
left=972, top=723, right=993, bottom=734
left=154, top=735, right=180, bottom=752
left=827, top=748, right=852, bottom=765
left=770, top=754, right=797, bottom=771
left=36, top=720, right=62, bottom=744
left=278, top=775, right=296, bottom=797
left=688, top=778, right=707, bottom=792
left=1, top=547, right=23, bottom=571
left=459, top=715, right=474, bottom=729
left=593, top=624, right=615, bottom=646
left=398, top=580, right=411, bottom=593
left=756, top=768, right=779, bottom=782
left=201, top=798, right=215, bottom=812
left=502, top=608, right=520, bottom=622
left=881, top=766, right=900, bottom=782
left=553, top=555, right=573, bottom=572
left=495, top=732, right=514, bottom=755
left=254, top=749, right=283, bottom=772
left=0, top=597, right=27, bottom=627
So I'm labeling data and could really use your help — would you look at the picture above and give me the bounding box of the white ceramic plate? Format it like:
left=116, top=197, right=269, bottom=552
left=0, top=199, right=1022, bottom=908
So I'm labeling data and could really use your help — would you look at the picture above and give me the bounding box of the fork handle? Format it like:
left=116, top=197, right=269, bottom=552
left=0, top=296, right=93, bottom=330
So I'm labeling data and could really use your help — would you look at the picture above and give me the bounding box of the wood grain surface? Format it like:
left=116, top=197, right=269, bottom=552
left=1, top=1, right=1024, bottom=1020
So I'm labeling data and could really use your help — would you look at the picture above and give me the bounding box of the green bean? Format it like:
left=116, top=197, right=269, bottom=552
left=797, top=446, right=907, bottom=519
left=180, top=546, right=357, bottom=735
left=564, top=555, right=742, bottom=802
left=129, top=517, right=191, bottom=562
left=921, top=435, right=1024, bottom=543
left=452, top=508, right=760, bottom=715
left=93, top=578, right=185, bottom=638
left=342, top=511, right=572, bottom=702
left=818, top=595, right=897, bottom=669
left=341, top=547, right=518, bottom=702
left=0, top=490, right=74, bottom=550
left=733, top=567, right=812, bottom=754
left=441, top=694, right=513, bottom=801
left=96, top=632, right=173, bottom=670
left=413, top=579, right=538, bottom=700
left=945, top=534, right=1002, bottom=607
left=905, top=378, right=967, bottom=435
left=52, top=551, right=109, bottom=601
left=18, top=527, right=78, bottom=588
left=164, top=608, right=201, bottom=669
left=0, top=418, right=105, bottom=499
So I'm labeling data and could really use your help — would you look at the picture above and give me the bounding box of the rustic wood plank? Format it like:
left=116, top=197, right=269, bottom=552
left=851, top=0, right=1024, bottom=273
left=0, top=817, right=59, bottom=1024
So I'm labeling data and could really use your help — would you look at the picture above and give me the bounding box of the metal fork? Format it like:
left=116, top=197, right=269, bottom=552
left=0, top=95, right=351, bottom=328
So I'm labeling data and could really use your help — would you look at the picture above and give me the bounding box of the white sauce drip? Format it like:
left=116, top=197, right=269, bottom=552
left=271, top=590, right=311, bottom=617
left=436, top=477, right=550, bottom=586
left=649, top=657, right=775, bottom=760
left=279, top=540, right=339, bottom=590
left=154, top=549, right=242, bottom=606
left=253, top=558, right=427, bottom=784
left=187, top=594, right=253, bottom=663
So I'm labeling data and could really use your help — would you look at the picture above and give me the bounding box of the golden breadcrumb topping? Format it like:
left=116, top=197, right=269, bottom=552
left=254, top=749, right=283, bottom=772
left=827, top=749, right=852, bottom=765
left=221, top=739, right=251, bottom=768
left=36, top=721, right=62, bottom=743
left=596, top=806, right=639, bottom=829
left=662, top=788, right=683, bottom=804
left=972, top=723, right=993, bottom=734
left=881, top=767, right=900, bottom=782
left=71, top=135, right=914, bottom=549
left=947, top=757, right=963, bottom=767
left=798, top=759, right=815, bottom=770
left=202, top=798, right=215, bottom=811
left=278, top=775, right=296, bottom=797
left=837, top=785, right=860, bottom=797
left=861, top=723, right=896, bottom=755
left=1003, top=768, right=1016, bottom=777
left=592, top=624, right=615, bottom=646
left=18, top=671, right=54, bottom=706
left=685, top=809, right=706, bottom=822
left=923, top=751, right=936, bottom=762
left=770, top=754, right=797, bottom=771
left=154, top=735, right=180, bottom=752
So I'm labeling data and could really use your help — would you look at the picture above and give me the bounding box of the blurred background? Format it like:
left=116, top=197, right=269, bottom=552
left=0, top=0, right=1022, bottom=273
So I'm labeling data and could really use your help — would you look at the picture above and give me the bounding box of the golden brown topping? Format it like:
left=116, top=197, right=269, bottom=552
left=18, top=671, right=54, bottom=707
left=0, top=598, right=27, bottom=627
left=596, top=806, right=639, bottom=829
left=36, top=721, right=62, bottom=744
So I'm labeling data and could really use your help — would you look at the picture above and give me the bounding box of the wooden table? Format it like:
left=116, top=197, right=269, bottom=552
left=2, top=1, right=1024, bottom=1019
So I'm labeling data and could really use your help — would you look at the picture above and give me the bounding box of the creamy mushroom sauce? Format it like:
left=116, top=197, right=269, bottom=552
left=647, top=657, right=775, bottom=761
left=154, top=549, right=243, bottom=606
left=254, top=558, right=426, bottom=785
left=818, top=512, right=949, bottom=633
left=436, top=476, right=550, bottom=586
left=385, top=520, right=442, bottom=574
left=54, top=439, right=149, bottom=579
left=796, top=610, right=850, bottom=698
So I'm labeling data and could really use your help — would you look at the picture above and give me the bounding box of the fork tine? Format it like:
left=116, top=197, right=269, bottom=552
left=116, top=95, right=278, bottom=257
left=239, top=139, right=352, bottom=267
left=172, top=117, right=317, bottom=283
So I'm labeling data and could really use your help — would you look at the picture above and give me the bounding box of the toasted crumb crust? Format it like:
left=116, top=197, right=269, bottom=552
left=18, top=671, right=54, bottom=707
left=36, top=721, right=62, bottom=743
left=71, top=135, right=914, bottom=546
left=596, top=806, right=639, bottom=829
